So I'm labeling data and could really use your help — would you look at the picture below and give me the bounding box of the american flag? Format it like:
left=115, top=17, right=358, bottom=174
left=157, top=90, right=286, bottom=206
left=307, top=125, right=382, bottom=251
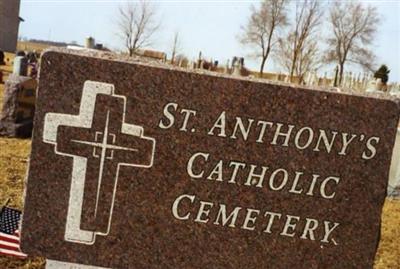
left=0, top=207, right=27, bottom=258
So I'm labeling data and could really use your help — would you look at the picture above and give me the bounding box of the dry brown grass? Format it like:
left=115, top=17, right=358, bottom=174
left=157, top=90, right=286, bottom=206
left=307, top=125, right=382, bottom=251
left=0, top=70, right=399, bottom=268
left=1, top=61, right=13, bottom=83
left=17, top=42, right=50, bottom=54
left=0, top=83, right=45, bottom=268
left=375, top=199, right=400, bottom=268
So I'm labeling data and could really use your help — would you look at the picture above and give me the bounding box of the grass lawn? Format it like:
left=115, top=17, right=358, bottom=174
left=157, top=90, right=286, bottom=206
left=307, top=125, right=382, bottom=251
left=0, top=77, right=399, bottom=268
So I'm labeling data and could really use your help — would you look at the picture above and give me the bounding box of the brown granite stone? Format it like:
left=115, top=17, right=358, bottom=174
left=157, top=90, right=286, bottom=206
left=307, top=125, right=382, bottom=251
left=0, top=74, right=36, bottom=138
left=21, top=48, right=399, bottom=269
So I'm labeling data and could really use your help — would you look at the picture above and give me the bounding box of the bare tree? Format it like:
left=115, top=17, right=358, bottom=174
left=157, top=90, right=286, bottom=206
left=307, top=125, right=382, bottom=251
left=277, top=0, right=323, bottom=82
left=325, top=2, right=380, bottom=85
left=277, top=34, right=321, bottom=84
left=294, top=40, right=320, bottom=83
left=239, top=0, right=288, bottom=76
left=170, top=31, right=180, bottom=64
left=117, top=0, right=160, bottom=56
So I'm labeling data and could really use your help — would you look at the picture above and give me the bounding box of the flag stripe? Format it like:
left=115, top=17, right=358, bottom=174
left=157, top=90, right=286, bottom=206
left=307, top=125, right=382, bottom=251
left=0, top=236, right=20, bottom=247
left=0, top=248, right=27, bottom=258
left=0, top=236, right=19, bottom=245
left=0, top=233, right=19, bottom=244
left=0, top=242, right=20, bottom=252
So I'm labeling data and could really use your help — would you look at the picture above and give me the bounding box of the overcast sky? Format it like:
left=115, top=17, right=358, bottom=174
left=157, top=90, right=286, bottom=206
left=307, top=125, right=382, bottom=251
left=19, top=0, right=400, bottom=82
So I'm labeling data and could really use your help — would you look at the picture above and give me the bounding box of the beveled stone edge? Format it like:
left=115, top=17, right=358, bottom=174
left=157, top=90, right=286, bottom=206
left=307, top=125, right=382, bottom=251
left=40, top=47, right=400, bottom=106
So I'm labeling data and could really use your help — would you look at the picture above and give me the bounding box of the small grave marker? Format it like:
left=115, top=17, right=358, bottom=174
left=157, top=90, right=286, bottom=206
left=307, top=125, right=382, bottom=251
left=0, top=74, right=36, bottom=138
left=22, top=49, right=399, bottom=268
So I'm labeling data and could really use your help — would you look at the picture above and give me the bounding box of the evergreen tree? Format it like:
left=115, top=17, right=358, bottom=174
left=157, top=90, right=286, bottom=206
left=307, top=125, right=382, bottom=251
left=374, top=65, right=390, bottom=84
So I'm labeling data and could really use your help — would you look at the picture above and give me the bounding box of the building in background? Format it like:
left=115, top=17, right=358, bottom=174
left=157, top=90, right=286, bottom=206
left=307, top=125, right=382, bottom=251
left=0, top=0, right=22, bottom=53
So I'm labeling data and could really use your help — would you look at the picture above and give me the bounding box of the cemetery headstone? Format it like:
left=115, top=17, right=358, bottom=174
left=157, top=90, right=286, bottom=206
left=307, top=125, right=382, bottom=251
left=13, top=55, right=28, bottom=76
left=0, top=50, right=5, bottom=65
left=0, top=74, right=36, bottom=138
left=22, top=48, right=399, bottom=268
left=392, top=186, right=400, bottom=198
left=0, top=0, right=21, bottom=53
left=389, top=129, right=400, bottom=197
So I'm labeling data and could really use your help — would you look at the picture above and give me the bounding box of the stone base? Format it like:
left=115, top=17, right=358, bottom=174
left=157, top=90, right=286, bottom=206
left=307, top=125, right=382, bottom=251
left=46, top=260, right=111, bottom=269
left=0, top=119, right=33, bottom=138
left=388, top=186, right=400, bottom=199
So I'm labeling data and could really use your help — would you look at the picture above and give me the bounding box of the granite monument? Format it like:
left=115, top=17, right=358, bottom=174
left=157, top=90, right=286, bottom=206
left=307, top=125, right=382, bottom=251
left=21, top=49, right=399, bottom=269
